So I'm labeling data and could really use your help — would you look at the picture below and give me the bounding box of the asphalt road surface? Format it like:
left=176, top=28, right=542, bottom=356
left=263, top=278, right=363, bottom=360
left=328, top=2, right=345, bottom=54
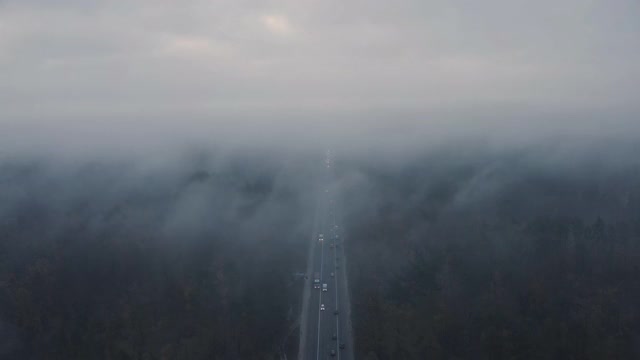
left=298, top=157, right=353, bottom=360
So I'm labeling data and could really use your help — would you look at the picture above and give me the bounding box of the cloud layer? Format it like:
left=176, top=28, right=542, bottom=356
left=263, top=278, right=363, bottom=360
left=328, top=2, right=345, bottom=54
left=1, top=0, right=639, bottom=153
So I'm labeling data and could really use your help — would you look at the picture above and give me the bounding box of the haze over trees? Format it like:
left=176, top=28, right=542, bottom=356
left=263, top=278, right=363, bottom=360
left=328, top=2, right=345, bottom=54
left=0, top=151, right=317, bottom=359
left=2, top=140, right=639, bottom=359
left=339, top=142, right=640, bottom=359
left=1, top=0, right=639, bottom=359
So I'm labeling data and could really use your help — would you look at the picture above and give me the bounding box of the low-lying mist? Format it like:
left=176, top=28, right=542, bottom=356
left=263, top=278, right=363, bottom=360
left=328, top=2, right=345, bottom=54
left=2, top=0, right=639, bottom=357
left=336, top=141, right=640, bottom=359
left=0, top=149, right=321, bottom=359
left=1, top=133, right=640, bottom=359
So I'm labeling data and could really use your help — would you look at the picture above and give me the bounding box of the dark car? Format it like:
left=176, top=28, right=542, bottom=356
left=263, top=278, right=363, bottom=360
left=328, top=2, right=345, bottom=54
left=332, top=333, right=337, bottom=340
left=330, top=349, right=336, bottom=356
left=334, top=310, right=339, bottom=315
left=340, top=343, right=345, bottom=349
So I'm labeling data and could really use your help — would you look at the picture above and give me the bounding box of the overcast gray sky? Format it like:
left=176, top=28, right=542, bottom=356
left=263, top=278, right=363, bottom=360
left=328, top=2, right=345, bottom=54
left=1, top=0, right=639, bottom=154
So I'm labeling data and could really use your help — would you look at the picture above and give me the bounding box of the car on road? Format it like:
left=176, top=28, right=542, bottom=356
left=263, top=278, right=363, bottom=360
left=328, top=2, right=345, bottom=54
left=320, top=304, right=325, bottom=311
left=332, top=334, right=337, bottom=340
left=330, top=272, right=334, bottom=277
left=330, top=349, right=336, bottom=356
left=334, top=310, right=339, bottom=315
left=322, top=283, right=328, bottom=292
left=314, top=272, right=321, bottom=289
left=340, top=343, right=345, bottom=349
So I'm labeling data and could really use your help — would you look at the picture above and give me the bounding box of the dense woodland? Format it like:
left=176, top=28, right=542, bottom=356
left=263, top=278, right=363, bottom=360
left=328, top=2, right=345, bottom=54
left=340, top=144, right=640, bottom=359
left=0, top=152, right=313, bottom=359
left=2, top=143, right=640, bottom=360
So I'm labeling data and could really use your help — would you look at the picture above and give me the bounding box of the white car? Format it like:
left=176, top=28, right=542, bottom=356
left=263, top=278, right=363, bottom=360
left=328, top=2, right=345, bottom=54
left=320, top=304, right=325, bottom=311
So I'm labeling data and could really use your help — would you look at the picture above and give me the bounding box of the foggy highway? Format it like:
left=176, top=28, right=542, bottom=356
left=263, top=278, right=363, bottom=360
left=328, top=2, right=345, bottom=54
left=3, top=1, right=640, bottom=359
left=298, top=154, right=353, bottom=360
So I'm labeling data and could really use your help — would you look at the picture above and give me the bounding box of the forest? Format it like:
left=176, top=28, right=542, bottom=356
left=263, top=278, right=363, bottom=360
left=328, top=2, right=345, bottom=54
left=340, top=143, right=640, bottom=359
left=2, top=142, right=640, bottom=359
left=0, top=151, right=315, bottom=359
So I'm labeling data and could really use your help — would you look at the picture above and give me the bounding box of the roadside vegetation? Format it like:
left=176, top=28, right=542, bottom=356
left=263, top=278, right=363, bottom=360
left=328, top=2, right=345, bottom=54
left=342, top=144, right=640, bottom=359
left=0, top=152, right=312, bottom=360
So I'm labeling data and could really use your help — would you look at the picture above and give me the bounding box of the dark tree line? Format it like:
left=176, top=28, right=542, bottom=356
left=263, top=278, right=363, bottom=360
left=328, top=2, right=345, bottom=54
left=340, top=146, right=640, bottom=359
left=3, top=144, right=640, bottom=359
left=0, top=153, right=315, bottom=360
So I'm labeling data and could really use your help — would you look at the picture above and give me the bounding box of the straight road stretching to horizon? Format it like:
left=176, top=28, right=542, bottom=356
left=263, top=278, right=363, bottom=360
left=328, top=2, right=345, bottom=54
left=298, top=153, right=353, bottom=360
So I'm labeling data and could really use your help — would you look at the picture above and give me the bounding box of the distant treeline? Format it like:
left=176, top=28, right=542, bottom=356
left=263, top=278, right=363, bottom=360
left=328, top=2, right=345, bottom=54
left=340, top=147, right=640, bottom=359
left=0, top=153, right=315, bottom=360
